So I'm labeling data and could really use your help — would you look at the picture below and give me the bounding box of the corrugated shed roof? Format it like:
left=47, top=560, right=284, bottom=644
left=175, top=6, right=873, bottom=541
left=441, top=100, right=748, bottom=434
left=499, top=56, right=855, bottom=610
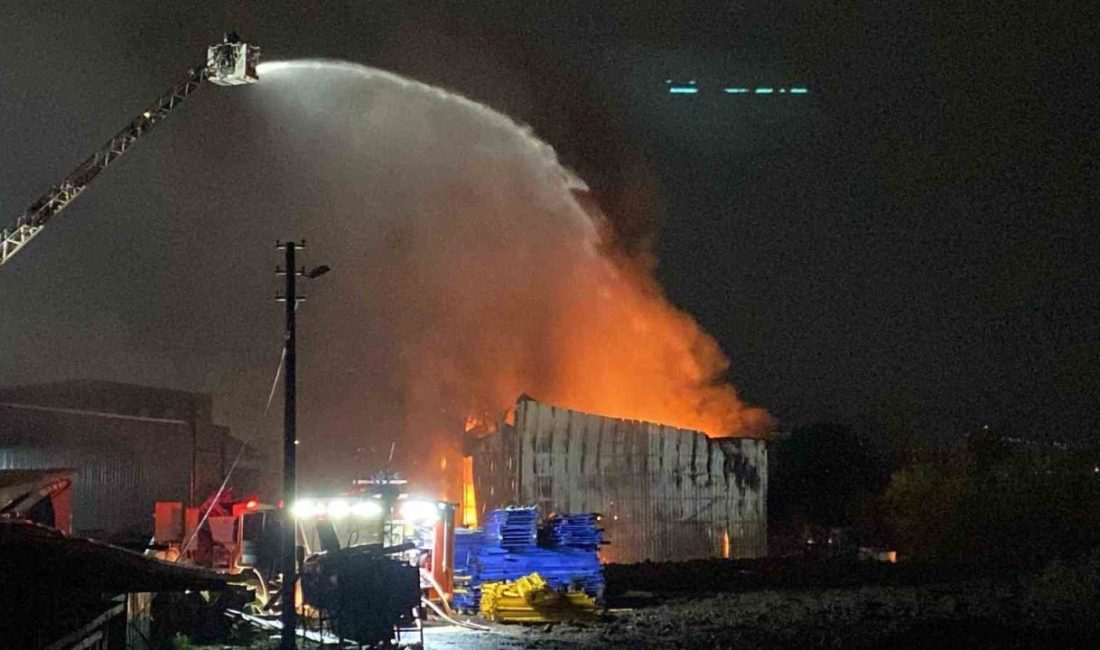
left=0, top=520, right=228, bottom=593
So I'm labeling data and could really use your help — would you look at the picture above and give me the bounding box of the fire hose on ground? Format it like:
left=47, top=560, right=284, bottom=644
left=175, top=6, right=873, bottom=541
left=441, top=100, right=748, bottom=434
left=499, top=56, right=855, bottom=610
left=419, top=567, right=491, bottom=631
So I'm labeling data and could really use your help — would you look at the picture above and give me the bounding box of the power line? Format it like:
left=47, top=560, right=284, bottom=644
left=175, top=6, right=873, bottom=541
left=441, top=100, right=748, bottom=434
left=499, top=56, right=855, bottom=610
left=178, top=345, right=286, bottom=558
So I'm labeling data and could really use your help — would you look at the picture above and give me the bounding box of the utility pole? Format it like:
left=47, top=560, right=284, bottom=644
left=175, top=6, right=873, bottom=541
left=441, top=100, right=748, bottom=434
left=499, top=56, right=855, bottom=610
left=275, top=241, right=329, bottom=650
left=277, top=240, right=301, bottom=650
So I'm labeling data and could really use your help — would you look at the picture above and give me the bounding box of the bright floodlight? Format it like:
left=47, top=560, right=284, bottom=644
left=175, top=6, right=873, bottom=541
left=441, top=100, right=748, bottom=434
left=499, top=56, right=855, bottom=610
left=292, top=499, right=314, bottom=519
left=400, top=499, right=439, bottom=523
left=352, top=500, right=384, bottom=519
left=327, top=499, right=350, bottom=519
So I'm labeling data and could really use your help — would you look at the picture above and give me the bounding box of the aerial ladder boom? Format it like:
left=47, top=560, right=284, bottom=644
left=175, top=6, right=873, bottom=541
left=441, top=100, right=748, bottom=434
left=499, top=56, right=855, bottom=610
left=0, top=35, right=260, bottom=267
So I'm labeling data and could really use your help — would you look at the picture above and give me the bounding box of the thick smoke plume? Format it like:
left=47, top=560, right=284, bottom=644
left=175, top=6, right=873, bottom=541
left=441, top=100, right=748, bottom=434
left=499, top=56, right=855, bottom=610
left=244, top=61, right=770, bottom=486
left=0, top=60, right=768, bottom=493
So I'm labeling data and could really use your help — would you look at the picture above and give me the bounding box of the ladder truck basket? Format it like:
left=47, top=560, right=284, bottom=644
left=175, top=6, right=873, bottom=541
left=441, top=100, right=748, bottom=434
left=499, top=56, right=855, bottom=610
left=1, top=33, right=260, bottom=268
left=206, top=36, right=260, bottom=86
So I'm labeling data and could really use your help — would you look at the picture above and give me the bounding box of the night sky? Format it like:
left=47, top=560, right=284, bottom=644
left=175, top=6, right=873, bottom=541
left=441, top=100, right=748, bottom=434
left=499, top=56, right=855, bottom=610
left=2, top=2, right=1097, bottom=453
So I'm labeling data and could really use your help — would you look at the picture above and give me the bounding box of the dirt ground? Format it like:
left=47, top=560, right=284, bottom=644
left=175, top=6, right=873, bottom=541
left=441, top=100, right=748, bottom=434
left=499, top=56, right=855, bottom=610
left=203, top=557, right=1100, bottom=649
left=214, top=585, right=1100, bottom=650
left=420, top=579, right=1099, bottom=649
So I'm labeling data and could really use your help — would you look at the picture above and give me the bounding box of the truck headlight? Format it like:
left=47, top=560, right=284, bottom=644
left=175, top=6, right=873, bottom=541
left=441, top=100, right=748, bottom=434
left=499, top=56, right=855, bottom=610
left=352, top=500, right=384, bottom=519
left=292, top=499, right=315, bottom=519
left=399, top=499, right=439, bottom=522
left=327, top=499, right=350, bottom=519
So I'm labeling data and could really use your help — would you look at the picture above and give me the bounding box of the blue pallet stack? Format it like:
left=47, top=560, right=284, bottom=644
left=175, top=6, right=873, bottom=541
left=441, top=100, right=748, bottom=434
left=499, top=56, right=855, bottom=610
left=451, top=528, right=485, bottom=610
left=541, top=513, right=604, bottom=550
left=482, top=507, right=539, bottom=550
left=454, top=528, right=484, bottom=571
left=451, top=507, right=605, bottom=612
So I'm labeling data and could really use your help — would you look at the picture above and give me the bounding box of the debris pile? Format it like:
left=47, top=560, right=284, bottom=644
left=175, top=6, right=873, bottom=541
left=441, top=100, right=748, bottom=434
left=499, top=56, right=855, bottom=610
left=300, top=544, right=420, bottom=645
left=452, top=507, right=604, bottom=613
left=479, top=572, right=597, bottom=623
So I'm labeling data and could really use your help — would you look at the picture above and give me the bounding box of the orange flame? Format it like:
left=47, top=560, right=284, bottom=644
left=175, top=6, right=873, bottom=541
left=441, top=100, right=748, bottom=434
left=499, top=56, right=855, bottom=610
left=537, top=249, right=772, bottom=437
left=461, top=456, right=477, bottom=527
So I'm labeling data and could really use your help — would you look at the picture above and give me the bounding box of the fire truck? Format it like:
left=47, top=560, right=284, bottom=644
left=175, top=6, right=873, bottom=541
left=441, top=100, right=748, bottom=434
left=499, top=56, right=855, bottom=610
left=152, top=474, right=457, bottom=595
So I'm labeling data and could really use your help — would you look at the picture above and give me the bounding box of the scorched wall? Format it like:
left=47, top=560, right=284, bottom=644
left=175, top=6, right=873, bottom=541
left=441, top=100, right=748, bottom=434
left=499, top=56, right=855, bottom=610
left=470, top=396, right=767, bottom=563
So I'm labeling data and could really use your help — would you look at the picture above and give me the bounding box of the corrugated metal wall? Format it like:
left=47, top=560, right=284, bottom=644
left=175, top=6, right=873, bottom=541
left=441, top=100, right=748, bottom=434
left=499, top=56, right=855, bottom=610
left=0, top=446, right=178, bottom=537
left=472, top=397, right=767, bottom=563
left=0, top=399, right=258, bottom=538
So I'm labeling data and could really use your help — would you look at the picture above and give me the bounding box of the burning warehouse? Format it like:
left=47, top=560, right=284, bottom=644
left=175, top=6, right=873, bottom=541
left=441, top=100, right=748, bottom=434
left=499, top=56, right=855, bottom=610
left=467, top=395, right=768, bottom=563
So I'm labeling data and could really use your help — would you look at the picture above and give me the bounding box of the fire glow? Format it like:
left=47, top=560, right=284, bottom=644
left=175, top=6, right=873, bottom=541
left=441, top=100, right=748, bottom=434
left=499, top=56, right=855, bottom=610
left=249, top=61, right=772, bottom=491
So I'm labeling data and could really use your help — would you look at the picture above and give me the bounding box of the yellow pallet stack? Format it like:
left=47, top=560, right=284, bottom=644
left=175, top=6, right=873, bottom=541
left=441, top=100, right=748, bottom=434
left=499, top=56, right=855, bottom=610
left=479, top=572, right=597, bottom=623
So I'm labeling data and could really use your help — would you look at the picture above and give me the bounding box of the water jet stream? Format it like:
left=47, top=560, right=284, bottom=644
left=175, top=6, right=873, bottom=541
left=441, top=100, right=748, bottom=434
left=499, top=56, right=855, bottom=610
left=245, top=59, right=770, bottom=488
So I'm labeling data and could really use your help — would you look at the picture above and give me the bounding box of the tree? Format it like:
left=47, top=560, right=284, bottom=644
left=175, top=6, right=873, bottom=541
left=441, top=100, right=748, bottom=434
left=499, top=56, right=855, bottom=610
left=880, top=459, right=969, bottom=561
left=770, top=423, right=884, bottom=536
left=880, top=435, right=1100, bottom=564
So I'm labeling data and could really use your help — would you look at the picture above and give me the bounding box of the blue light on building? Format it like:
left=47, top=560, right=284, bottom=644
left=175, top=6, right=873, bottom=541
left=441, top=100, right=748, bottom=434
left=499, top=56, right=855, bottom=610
left=667, top=82, right=809, bottom=96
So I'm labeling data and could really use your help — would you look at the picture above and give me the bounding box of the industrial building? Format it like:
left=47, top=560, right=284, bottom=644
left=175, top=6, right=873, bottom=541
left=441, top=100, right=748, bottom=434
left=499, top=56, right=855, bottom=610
left=0, top=380, right=267, bottom=539
left=469, top=395, right=768, bottom=563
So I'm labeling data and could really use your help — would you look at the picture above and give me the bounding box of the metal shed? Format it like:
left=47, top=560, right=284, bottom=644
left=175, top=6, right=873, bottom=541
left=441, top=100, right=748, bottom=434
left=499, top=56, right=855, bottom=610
left=470, top=395, right=767, bottom=563
left=0, top=380, right=267, bottom=539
